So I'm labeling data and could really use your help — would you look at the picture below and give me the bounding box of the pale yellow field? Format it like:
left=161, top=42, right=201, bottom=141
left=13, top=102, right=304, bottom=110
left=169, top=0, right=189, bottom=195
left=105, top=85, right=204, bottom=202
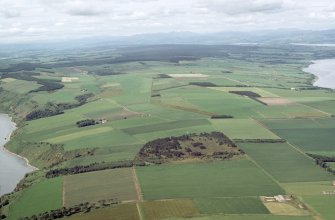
left=264, top=202, right=310, bottom=216
left=47, top=127, right=113, bottom=143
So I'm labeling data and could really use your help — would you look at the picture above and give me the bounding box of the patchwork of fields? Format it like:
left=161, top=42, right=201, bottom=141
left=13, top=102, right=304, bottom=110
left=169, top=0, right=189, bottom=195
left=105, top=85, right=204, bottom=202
left=1, top=45, right=335, bottom=220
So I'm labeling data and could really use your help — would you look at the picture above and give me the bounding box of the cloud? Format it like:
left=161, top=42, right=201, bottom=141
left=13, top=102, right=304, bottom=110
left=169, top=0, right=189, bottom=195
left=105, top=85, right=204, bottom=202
left=0, top=0, right=335, bottom=43
left=0, top=9, right=20, bottom=18
left=199, top=0, right=284, bottom=15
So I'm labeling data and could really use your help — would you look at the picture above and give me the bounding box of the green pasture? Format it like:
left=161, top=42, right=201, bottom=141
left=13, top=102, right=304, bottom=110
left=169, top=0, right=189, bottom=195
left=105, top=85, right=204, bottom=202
left=8, top=177, right=62, bottom=220
left=136, top=159, right=284, bottom=200
left=211, top=119, right=280, bottom=140
left=302, top=195, right=335, bottom=220
left=239, top=143, right=333, bottom=182
left=64, top=168, right=137, bottom=207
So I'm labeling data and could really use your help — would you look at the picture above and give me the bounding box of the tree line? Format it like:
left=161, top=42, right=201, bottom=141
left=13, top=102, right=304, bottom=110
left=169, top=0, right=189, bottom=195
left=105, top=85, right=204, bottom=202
left=20, top=199, right=120, bottom=220
left=26, top=93, right=93, bottom=121
left=45, top=160, right=145, bottom=178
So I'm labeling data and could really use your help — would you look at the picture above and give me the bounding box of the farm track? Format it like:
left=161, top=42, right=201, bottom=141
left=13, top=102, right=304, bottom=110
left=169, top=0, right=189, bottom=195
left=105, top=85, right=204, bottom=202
left=132, top=167, right=143, bottom=202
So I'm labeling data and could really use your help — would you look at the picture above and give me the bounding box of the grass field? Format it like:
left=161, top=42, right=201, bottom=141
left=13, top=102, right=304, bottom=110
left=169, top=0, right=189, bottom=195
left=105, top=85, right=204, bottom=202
left=8, top=177, right=63, bottom=220
left=211, top=119, right=280, bottom=140
left=169, top=214, right=315, bottom=220
left=136, top=159, right=285, bottom=200
left=2, top=45, right=335, bottom=220
left=64, top=168, right=137, bottom=207
left=262, top=119, right=335, bottom=153
left=65, top=203, right=140, bottom=220
left=139, top=199, right=199, bottom=220
left=282, top=181, right=335, bottom=196
left=302, top=195, right=335, bottom=220
left=194, top=197, right=269, bottom=215
left=238, top=143, right=333, bottom=182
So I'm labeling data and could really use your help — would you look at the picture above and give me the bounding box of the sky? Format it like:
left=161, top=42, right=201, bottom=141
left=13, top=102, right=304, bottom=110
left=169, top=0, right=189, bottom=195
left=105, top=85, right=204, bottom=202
left=1, top=0, right=335, bottom=43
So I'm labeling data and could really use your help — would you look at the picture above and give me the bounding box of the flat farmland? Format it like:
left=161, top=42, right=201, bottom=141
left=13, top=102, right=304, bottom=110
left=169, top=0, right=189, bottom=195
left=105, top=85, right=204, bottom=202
left=8, top=177, right=63, bottom=220
left=211, top=119, right=280, bottom=140
left=168, top=214, right=314, bottom=220
left=262, top=119, right=335, bottom=153
left=139, top=199, right=199, bottom=220
left=64, top=168, right=137, bottom=207
left=282, top=181, right=335, bottom=196
left=302, top=195, right=335, bottom=220
left=65, top=203, right=140, bottom=220
left=121, top=119, right=210, bottom=135
left=194, top=197, right=269, bottom=215
left=238, top=143, right=333, bottom=182
left=136, top=159, right=285, bottom=200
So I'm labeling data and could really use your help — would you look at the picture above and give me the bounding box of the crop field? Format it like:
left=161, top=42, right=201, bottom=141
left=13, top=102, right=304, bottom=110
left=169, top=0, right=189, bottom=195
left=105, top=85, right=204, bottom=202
left=121, top=119, right=210, bottom=135
left=136, top=159, right=285, bottom=200
left=65, top=203, right=140, bottom=220
left=1, top=45, right=335, bottom=220
left=139, top=199, right=199, bottom=220
left=302, top=196, right=335, bottom=220
left=281, top=181, right=335, bottom=196
left=210, top=119, right=280, bottom=140
left=238, top=143, right=333, bottom=182
left=262, top=119, right=335, bottom=153
left=64, top=168, right=137, bottom=207
left=263, top=203, right=309, bottom=216
left=8, top=177, right=63, bottom=220
left=194, top=197, right=269, bottom=215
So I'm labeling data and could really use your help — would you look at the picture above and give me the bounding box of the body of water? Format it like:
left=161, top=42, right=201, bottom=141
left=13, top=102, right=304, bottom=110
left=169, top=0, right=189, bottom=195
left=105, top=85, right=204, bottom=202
left=303, top=59, right=335, bottom=90
left=0, top=114, right=34, bottom=196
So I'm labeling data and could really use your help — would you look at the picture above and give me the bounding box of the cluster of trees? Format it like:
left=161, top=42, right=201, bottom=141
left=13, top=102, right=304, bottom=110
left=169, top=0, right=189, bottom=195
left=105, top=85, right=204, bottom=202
left=211, top=115, right=233, bottom=119
left=46, top=160, right=144, bottom=178
left=1, top=71, right=64, bottom=93
left=75, top=93, right=94, bottom=104
left=138, top=136, right=183, bottom=161
left=93, top=69, right=125, bottom=76
left=154, top=74, right=172, bottom=79
left=76, top=119, right=97, bottom=128
left=189, top=82, right=217, bottom=87
left=307, top=153, right=335, bottom=174
left=0, top=198, right=9, bottom=219
left=20, top=199, right=120, bottom=220
left=137, top=132, right=240, bottom=163
left=26, top=93, right=94, bottom=121
left=233, top=139, right=286, bottom=143
left=229, top=91, right=261, bottom=98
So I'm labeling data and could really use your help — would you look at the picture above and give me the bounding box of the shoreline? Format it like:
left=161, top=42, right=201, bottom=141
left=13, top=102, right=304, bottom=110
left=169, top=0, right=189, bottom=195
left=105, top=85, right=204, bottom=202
left=303, top=59, right=335, bottom=90
left=0, top=115, right=38, bottom=171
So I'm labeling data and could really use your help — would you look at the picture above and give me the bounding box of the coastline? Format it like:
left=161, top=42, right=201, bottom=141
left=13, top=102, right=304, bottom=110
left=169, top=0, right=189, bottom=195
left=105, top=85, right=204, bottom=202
left=303, top=59, right=335, bottom=90
left=0, top=114, right=38, bottom=171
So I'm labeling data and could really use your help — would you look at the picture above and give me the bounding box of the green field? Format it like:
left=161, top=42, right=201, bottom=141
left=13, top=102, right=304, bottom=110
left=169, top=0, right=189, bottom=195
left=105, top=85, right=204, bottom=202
left=8, top=177, right=63, bottom=220
left=64, top=168, right=137, bottom=207
left=302, top=195, right=335, bottom=220
left=210, top=119, right=280, bottom=140
left=262, top=119, right=335, bottom=153
left=238, top=143, right=333, bottom=182
left=1, top=44, right=335, bottom=220
left=136, top=159, right=285, bottom=200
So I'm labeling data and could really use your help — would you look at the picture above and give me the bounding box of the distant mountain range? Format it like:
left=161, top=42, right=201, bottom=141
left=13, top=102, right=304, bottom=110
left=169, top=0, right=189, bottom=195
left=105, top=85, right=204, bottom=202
left=1, top=29, right=335, bottom=51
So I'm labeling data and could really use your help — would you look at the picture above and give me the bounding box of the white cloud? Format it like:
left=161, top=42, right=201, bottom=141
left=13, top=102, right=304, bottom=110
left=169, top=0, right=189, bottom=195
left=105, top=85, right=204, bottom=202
left=0, top=0, right=334, bottom=43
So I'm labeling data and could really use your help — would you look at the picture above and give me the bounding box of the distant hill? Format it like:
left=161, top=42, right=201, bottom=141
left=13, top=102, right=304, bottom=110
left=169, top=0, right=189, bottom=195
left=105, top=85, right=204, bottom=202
left=1, top=29, right=335, bottom=51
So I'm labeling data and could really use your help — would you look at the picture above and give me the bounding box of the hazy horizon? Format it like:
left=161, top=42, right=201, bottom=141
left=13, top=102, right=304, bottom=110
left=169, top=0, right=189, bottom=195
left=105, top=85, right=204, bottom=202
left=1, top=0, right=335, bottom=44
